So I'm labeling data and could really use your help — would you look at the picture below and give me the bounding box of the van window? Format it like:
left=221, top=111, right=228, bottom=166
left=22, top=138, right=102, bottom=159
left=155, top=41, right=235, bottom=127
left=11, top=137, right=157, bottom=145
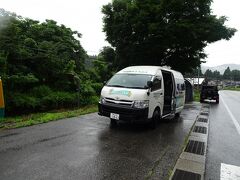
left=181, top=84, right=185, bottom=90
left=106, top=74, right=153, bottom=89
left=177, top=84, right=180, bottom=91
left=151, top=77, right=161, bottom=91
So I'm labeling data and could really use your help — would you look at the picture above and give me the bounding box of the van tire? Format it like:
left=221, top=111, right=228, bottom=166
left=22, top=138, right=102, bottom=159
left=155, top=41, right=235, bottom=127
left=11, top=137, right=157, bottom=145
left=149, top=109, right=160, bottom=129
left=175, top=112, right=180, bottom=118
left=110, top=119, right=117, bottom=128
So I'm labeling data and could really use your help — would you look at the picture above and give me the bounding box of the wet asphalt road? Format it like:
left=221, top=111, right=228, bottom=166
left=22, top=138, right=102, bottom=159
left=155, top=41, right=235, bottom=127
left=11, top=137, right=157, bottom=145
left=0, top=103, right=200, bottom=180
left=205, top=90, right=240, bottom=180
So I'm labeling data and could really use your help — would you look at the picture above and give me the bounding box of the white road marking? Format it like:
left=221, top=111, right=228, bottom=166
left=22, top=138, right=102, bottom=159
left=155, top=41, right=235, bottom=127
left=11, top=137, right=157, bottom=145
left=221, top=94, right=240, bottom=136
left=221, top=163, right=240, bottom=180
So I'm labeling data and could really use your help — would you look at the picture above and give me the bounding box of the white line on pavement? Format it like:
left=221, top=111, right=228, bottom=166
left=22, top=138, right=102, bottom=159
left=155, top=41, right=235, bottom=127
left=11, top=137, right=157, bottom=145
left=221, top=163, right=240, bottom=180
left=221, top=94, right=240, bottom=136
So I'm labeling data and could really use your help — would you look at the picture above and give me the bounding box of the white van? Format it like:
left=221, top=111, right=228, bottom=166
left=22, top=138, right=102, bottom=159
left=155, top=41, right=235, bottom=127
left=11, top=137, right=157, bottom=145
left=98, top=66, right=185, bottom=128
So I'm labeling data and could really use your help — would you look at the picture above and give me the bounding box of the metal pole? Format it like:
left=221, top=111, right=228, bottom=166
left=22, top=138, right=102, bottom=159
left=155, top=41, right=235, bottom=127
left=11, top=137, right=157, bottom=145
left=197, top=66, right=200, bottom=90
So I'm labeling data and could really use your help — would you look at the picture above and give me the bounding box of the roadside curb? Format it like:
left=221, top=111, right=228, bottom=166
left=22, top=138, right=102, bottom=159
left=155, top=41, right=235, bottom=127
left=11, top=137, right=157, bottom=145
left=169, top=104, right=210, bottom=180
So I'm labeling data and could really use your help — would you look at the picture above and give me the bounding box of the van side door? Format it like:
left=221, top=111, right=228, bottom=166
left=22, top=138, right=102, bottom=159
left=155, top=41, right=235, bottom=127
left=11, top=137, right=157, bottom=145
left=149, top=76, right=164, bottom=117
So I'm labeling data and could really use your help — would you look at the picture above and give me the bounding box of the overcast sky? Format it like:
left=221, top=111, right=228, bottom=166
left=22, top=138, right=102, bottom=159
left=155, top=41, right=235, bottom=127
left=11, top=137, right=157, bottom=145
left=1, top=0, right=239, bottom=67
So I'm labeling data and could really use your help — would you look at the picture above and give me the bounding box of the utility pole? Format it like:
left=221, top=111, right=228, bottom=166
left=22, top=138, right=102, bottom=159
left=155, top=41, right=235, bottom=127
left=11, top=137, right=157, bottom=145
left=197, top=66, right=200, bottom=90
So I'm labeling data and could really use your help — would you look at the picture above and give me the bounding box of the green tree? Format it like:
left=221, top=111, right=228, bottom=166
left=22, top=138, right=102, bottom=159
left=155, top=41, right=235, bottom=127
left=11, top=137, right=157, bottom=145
left=213, top=70, right=221, bottom=79
left=0, top=12, right=86, bottom=91
left=102, top=0, right=236, bottom=73
left=0, top=9, right=91, bottom=115
left=223, top=67, right=231, bottom=80
left=231, top=70, right=240, bottom=81
left=99, top=46, right=116, bottom=64
left=204, top=69, right=213, bottom=79
left=99, top=46, right=117, bottom=77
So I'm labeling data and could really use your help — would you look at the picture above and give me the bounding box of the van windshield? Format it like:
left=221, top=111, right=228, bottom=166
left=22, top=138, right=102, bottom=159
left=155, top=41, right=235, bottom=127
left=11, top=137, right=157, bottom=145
left=106, top=74, right=153, bottom=89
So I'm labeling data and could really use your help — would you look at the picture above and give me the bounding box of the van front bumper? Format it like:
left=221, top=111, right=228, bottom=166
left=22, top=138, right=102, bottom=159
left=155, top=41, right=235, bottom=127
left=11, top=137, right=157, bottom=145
left=98, top=103, right=149, bottom=123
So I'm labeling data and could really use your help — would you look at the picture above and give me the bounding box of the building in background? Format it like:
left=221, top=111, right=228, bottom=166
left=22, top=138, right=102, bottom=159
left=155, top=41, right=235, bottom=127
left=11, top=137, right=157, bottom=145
left=186, top=78, right=205, bottom=89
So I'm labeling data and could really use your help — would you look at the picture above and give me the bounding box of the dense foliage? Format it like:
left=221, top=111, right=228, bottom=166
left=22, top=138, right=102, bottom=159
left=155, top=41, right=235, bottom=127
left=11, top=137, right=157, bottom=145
left=0, top=9, right=112, bottom=115
left=102, top=0, right=236, bottom=73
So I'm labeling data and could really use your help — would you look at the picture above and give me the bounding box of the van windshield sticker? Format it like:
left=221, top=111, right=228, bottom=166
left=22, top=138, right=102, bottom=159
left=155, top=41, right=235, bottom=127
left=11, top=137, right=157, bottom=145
left=109, top=89, right=132, bottom=97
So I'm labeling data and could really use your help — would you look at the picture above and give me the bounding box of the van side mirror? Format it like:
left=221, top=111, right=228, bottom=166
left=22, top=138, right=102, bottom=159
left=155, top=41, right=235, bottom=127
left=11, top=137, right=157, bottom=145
left=147, top=81, right=153, bottom=88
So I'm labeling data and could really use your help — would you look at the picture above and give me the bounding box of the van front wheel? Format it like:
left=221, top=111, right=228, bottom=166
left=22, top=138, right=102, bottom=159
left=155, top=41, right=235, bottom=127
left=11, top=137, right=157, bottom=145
left=149, top=109, right=160, bottom=129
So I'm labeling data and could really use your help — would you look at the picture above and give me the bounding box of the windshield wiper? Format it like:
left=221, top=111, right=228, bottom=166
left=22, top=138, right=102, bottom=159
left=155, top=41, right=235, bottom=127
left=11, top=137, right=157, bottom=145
left=128, top=86, right=145, bottom=89
left=107, top=85, right=127, bottom=88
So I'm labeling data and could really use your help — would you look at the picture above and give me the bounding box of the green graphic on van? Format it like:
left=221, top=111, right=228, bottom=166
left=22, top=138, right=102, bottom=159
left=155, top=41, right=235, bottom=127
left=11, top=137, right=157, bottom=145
left=109, top=89, right=132, bottom=97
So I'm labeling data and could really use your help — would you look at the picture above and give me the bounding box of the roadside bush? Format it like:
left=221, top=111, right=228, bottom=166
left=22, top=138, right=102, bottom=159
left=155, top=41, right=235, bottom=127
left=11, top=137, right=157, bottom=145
left=5, top=89, right=100, bottom=116
left=31, top=85, right=53, bottom=97
left=89, top=96, right=100, bottom=104
left=6, top=93, right=40, bottom=115
left=91, top=83, right=104, bottom=95
left=41, top=91, right=78, bottom=110
left=80, top=82, right=96, bottom=96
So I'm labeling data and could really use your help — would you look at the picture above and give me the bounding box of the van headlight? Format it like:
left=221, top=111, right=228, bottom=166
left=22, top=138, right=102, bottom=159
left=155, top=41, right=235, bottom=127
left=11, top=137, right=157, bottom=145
left=133, top=100, right=149, bottom=109
left=100, top=96, right=106, bottom=104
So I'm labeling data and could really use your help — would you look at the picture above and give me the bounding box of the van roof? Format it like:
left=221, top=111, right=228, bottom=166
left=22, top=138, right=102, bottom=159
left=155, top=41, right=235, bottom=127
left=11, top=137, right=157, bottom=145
left=117, top=66, right=162, bottom=75
left=117, top=66, right=183, bottom=77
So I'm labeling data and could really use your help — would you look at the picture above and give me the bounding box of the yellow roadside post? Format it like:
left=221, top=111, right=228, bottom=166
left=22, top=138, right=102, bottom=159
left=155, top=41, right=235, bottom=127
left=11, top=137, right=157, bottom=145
left=0, top=77, right=5, bottom=119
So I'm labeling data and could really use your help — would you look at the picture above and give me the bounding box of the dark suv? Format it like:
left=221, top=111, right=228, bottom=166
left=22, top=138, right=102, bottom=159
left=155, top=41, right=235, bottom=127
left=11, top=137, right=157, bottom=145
left=200, top=85, right=219, bottom=104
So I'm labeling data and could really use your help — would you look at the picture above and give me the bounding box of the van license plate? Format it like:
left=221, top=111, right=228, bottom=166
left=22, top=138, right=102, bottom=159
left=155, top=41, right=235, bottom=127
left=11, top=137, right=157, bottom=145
left=110, top=113, right=119, bottom=120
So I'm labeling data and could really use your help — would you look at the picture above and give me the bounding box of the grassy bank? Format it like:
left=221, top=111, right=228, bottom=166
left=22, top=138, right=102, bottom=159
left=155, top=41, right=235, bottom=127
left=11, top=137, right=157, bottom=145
left=223, top=87, right=240, bottom=91
left=0, top=105, right=98, bottom=130
left=193, top=89, right=200, bottom=102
